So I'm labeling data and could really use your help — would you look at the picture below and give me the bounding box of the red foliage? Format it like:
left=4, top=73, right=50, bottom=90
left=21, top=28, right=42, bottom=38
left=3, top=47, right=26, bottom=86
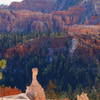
left=0, top=87, right=21, bottom=97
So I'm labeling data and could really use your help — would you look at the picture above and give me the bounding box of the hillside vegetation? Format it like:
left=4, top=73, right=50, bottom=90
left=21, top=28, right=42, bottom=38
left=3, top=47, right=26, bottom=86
left=0, top=32, right=100, bottom=100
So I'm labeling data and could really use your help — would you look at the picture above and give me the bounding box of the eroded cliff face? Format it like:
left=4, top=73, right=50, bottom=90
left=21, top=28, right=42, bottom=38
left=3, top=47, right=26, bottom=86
left=7, top=0, right=100, bottom=20
left=9, top=0, right=56, bottom=12
left=0, top=10, right=53, bottom=33
left=0, top=0, right=100, bottom=33
left=0, top=6, right=100, bottom=33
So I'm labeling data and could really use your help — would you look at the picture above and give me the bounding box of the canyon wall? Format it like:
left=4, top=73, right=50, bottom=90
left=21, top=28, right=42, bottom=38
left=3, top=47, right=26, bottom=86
left=0, top=6, right=100, bottom=33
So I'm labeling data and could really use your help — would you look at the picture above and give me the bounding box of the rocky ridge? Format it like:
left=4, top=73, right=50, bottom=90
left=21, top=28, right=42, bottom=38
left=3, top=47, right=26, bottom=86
left=0, top=0, right=100, bottom=33
left=4, top=32, right=100, bottom=59
left=0, top=7, right=100, bottom=33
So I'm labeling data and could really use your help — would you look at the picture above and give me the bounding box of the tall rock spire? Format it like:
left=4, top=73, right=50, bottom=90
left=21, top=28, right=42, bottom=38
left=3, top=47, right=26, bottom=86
left=26, top=68, right=46, bottom=100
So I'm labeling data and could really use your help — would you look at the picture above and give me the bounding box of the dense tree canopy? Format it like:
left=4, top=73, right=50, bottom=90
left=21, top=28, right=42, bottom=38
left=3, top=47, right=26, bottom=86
left=0, top=32, right=100, bottom=100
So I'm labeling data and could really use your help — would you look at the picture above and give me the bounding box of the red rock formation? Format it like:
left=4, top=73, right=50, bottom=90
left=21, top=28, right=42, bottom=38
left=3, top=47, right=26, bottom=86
left=31, top=21, right=47, bottom=33
left=65, top=16, right=72, bottom=25
left=9, top=0, right=55, bottom=12
left=53, top=15, right=64, bottom=31
left=0, top=10, right=15, bottom=32
left=0, top=5, right=100, bottom=33
left=67, top=25, right=100, bottom=34
left=52, top=6, right=85, bottom=25
left=26, top=68, right=46, bottom=100
left=0, top=9, right=64, bottom=33
left=52, top=6, right=84, bottom=15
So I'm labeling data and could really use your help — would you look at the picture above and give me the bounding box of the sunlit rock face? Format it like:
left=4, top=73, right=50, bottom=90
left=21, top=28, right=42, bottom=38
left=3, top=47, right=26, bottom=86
left=0, top=0, right=100, bottom=33
left=77, top=92, right=89, bottom=100
left=26, top=68, right=46, bottom=100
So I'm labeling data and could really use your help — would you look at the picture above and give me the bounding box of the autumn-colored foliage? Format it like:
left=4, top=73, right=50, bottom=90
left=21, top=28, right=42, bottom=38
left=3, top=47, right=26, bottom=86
left=0, top=87, right=21, bottom=97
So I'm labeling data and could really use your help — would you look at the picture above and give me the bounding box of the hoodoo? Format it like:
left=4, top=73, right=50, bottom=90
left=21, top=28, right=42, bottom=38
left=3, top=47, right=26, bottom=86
left=77, top=92, right=89, bottom=100
left=26, top=68, right=46, bottom=100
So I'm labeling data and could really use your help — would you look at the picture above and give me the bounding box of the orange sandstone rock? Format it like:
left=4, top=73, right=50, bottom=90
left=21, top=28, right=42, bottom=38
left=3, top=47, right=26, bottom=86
left=26, top=68, right=46, bottom=100
left=77, top=92, right=89, bottom=100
